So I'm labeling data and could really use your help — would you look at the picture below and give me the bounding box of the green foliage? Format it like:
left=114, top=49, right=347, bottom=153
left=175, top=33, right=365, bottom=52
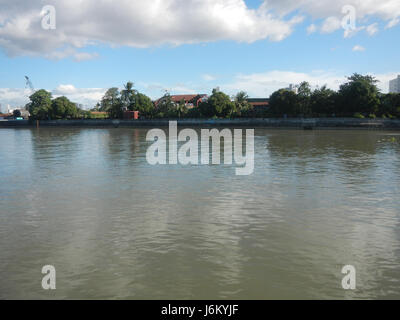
left=338, top=73, right=380, bottom=115
left=310, top=86, right=337, bottom=115
left=268, top=89, right=299, bottom=116
left=154, top=93, right=175, bottom=118
left=100, top=87, right=122, bottom=118
left=98, top=83, right=155, bottom=119
left=25, top=90, right=83, bottom=120
left=50, top=96, right=78, bottom=119
left=88, top=112, right=108, bottom=119
left=186, top=107, right=201, bottom=118
left=13, top=109, right=22, bottom=118
left=121, top=82, right=137, bottom=110
left=233, top=91, right=253, bottom=117
left=379, top=93, right=400, bottom=118
left=175, top=100, right=188, bottom=118
left=267, top=74, right=390, bottom=118
left=25, top=75, right=400, bottom=121
left=26, top=89, right=52, bottom=120
left=297, top=82, right=312, bottom=115
left=199, top=88, right=236, bottom=118
left=134, top=92, right=155, bottom=116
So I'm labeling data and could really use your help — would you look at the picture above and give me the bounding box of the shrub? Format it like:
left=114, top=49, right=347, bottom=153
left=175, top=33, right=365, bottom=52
left=354, top=112, right=365, bottom=119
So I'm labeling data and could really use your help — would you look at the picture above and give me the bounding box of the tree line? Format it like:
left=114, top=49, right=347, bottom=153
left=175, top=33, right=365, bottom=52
left=268, top=74, right=400, bottom=119
left=25, top=74, right=400, bottom=120
left=25, top=90, right=90, bottom=120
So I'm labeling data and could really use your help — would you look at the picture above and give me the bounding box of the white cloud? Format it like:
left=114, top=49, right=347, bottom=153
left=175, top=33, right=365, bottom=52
left=202, top=74, right=217, bottom=81
left=0, top=0, right=304, bottom=58
left=52, top=85, right=106, bottom=107
left=320, top=16, right=342, bottom=34
left=366, top=23, right=379, bottom=36
left=343, top=26, right=363, bottom=38
left=0, top=88, right=31, bottom=109
left=0, top=85, right=106, bottom=109
left=266, top=0, right=400, bottom=21
left=267, top=0, right=400, bottom=38
left=352, top=45, right=365, bottom=52
left=307, top=24, right=317, bottom=34
left=385, top=18, right=400, bottom=29
left=1, top=0, right=399, bottom=59
left=53, top=84, right=78, bottom=95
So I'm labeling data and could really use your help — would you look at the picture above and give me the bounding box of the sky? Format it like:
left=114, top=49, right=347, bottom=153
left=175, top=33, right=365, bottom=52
left=0, top=0, right=399, bottom=110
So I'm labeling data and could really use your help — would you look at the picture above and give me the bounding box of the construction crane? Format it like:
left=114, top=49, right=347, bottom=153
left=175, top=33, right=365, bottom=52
left=25, top=76, right=35, bottom=93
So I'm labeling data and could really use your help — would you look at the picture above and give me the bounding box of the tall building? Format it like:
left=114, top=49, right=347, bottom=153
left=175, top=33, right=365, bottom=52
left=389, top=75, right=400, bottom=93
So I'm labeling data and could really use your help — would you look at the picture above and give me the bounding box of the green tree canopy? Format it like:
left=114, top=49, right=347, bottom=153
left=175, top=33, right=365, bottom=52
left=26, top=89, right=52, bottom=120
left=268, top=89, right=298, bottom=116
left=134, top=92, right=155, bottom=116
left=199, top=88, right=236, bottom=118
left=50, top=96, right=78, bottom=119
left=338, top=73, right=380, bottom=115
left=379, top=93, right=400, bottom=117
left=310, top=85, right=337, bottom=115
left=297, top=81, right=312, bottom=115
left=234, top=91, right=253, bottom=116
left=100, top=87, right=122, bottom=118
left=121, top=82, right=137, bottom=110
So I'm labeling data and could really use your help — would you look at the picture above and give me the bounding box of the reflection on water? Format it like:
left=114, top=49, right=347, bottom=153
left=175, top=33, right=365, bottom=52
left=0, top=128, right=400, bottom=299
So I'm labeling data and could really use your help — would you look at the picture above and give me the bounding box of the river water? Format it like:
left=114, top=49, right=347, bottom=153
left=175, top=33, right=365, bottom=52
left=0, top=127, right=399, bottom=299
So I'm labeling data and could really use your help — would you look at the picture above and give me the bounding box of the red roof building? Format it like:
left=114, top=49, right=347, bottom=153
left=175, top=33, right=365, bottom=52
left=247, top=98, right=269, bottom=109
left=155, top=94, right=208, bottom=108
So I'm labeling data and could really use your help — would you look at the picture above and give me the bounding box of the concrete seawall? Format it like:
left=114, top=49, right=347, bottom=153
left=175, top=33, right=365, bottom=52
left=1, top=118, right=400, bottom=129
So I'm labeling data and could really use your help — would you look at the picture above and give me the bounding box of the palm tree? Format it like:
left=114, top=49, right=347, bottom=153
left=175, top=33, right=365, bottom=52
left=176, top=99, right=187, bottom=118
left=121, top=82, right=136, bottom=110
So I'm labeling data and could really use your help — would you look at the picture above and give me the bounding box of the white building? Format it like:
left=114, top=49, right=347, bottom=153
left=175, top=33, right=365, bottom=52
left=389, top=75, right=400, bottom=93
left=285, top=84, right=298, bottom=94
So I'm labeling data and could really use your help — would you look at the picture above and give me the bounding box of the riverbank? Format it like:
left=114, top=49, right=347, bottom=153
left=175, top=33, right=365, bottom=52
left=1, top=118, right=400, bottom=129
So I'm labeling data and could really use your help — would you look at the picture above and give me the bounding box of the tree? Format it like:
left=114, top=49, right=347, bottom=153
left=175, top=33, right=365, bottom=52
left=13, top=109, right=22, bottom=118
left=134, top=92, right=155, bottom=117
left=269, top=89, right=299, bottom=116
left=50, top=96, right=78, bottom=119
left=379, top=93, right=400, bottom=117
left=234, top=91, right=253, bottom=117
left=310, top=85, right=338, bottom=115
left=156, top=93, right=175, bottom=118
left=297, top=81, right=312, bottom=115
left=121, top=82, right=137, bottom=110
left=338, top=73, right=380, bottom=115
left=26, top=89, right=52, bottom=120
left=100, top=88, right=122, bottom=118
left=199, top=88, right=236, bottom=118
left=176, top=99, right=188, bottom=118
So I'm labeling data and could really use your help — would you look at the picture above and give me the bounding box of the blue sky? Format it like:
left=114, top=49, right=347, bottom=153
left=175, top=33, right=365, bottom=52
left=0, top=0, right=399, bottom=110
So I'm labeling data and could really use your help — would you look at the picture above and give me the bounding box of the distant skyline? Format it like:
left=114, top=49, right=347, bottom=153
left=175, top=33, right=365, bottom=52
left=1, top=0, right=399, bottom=109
